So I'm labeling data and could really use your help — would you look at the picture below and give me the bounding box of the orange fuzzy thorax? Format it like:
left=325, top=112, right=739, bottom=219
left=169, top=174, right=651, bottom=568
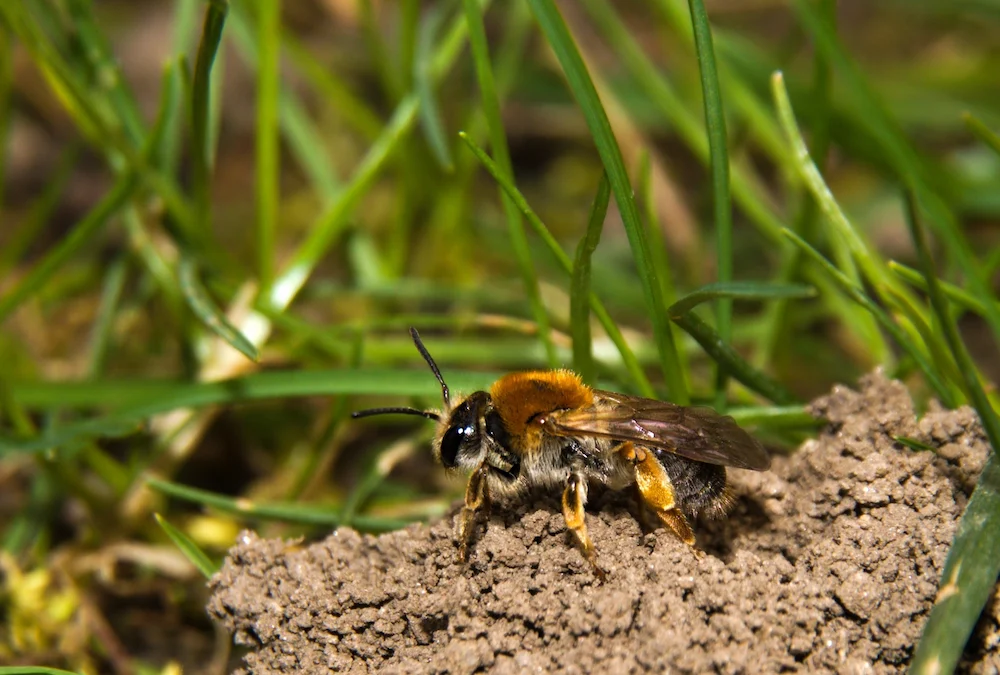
left=489, top=370, right=594, bottom=438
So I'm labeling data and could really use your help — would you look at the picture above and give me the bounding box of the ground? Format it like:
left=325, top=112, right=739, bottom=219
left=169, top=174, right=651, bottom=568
left=208, top=372, right=999, bottom=674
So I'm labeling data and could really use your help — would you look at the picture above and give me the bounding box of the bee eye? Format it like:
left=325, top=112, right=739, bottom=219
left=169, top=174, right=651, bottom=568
left=440, top=424, right=473, bottom=468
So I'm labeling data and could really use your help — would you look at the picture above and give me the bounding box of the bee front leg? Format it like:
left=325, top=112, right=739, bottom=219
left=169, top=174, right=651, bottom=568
left=618, top=443, right=696, bottom=548
left=457, top=463, right=490, bottom=562
left=562, top=472, right=607, bottom=581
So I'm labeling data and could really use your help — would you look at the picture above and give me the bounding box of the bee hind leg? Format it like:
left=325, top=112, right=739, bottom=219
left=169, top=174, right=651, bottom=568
left=619, top=443, right=697, bottom=549
left=562, top=472, right=607, bottom=581
left=457, top=464, right=490, bottom=562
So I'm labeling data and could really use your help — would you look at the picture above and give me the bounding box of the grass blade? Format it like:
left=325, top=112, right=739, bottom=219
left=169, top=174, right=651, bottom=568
left=190, top=0, right=228, bottom=249
left=526, top=0, right=687, bottom=404
left=964, top=113, right=1000, bottom=156
left=685, top=0, right=734, bottom=409
left=153, top=513, right=219, bottom=579
left=178, top=257, right=258, bottom=362
left=463, top=0, right=557, bottom=367
left=670, top=282, right=816, bottom=317
left=782, top=228, right=956, bottom=407
left=0, top=173, right=137, bottom=323
left=570, top=173, right=611, bottom=385
left=458, top=131, right=654, bottom=397
left=889, top=261, right=993, bottom=317
left=255, top=0, right=279, bottom=288
left=907, top=195, right=1000, bottom=675
left=789, top=0, right=1000, bottom=352
left=415, top=3, right=454, bottom=171
left=668, top=310, right=795, bottom=405
left=147, top=478, right=413, bottom=531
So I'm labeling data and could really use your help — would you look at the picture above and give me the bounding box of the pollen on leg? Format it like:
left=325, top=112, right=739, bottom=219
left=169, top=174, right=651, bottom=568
left=621, top=443, right=699, bottom=550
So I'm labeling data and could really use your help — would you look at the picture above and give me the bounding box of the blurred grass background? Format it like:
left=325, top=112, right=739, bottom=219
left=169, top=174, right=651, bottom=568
left=1, top=0, right=999, bottom=673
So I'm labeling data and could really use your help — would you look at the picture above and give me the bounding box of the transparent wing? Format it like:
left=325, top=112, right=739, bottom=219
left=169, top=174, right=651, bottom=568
left=541, top=390, right=770, bottom=471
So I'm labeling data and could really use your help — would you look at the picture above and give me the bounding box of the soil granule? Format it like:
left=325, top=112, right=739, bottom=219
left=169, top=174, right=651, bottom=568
left=207, top=371, right=1000, bottom=674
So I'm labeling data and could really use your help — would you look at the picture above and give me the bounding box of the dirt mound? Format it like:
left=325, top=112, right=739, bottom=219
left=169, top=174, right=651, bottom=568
left=207, top=371, right=999, bottom=673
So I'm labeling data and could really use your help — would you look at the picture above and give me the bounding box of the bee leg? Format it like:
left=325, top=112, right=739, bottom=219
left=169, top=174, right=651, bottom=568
left=620, top=443, right=697, bottom=548
left=457, top=463, right=490, bottom=562
left=562, top=472, right=607, bottom=581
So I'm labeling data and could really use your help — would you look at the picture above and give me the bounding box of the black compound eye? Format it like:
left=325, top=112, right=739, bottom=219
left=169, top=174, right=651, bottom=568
left=440, top=424, right=472, bottom=468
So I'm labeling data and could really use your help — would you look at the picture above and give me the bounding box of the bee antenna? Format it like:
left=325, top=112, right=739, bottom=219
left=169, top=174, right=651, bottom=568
left=351, top=407, right=441, bottom=421
left=409, top=327, right=450, bottom=408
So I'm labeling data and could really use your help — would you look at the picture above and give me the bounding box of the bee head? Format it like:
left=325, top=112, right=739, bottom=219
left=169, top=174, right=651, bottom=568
left=433, top=390, right=488, bottom=470
left=352, top=328, right=518, bottom=480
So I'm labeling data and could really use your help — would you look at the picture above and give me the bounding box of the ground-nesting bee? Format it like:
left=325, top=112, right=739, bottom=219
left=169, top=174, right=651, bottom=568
left=352, top=328, right=770, bottom=579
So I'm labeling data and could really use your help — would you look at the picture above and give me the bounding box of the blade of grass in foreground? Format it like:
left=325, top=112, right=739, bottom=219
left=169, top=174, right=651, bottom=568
left=889, top=261, right=993, bottom=317
left=570, top=173, right=611, bottom=385
left=770, top=71, right=895, bottom=365
left=178, top=256, right=259, bottom=362
left=255, top=0, right=279, bottom=288
left=2, top=368, right=502, bottom=454
left=458, top=132, right=654, bottom=397
left=686, top=0, right=733, bottom=411
left=189, top=0, right=227, bottom=250
left=526, top=0, right=687, bottom=404
left=0, top=668, right=86, bottom=675
left=154, top=513, right=219, bottom=579
left=463, top=0, right=557, bottom=367
left=669, top=282, right=815, bottom=316
left=147, top=478, right=414, bottom=532
left=907, top=197, right=1000, bottom=675
left=782, top=228, right=956, bottom=408
left=667, top=284, right=805, bottom=405
left=790, top=0, right=1000, bottom=352
left=0, top=172, right=137, bottom=323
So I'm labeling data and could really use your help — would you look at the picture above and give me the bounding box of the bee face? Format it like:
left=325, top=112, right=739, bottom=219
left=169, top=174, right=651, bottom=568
left=436, top=391, right=486, bottom=469
left=436, top=391, right=520, bottom=481
left=352, top=328, right=770, bottom=580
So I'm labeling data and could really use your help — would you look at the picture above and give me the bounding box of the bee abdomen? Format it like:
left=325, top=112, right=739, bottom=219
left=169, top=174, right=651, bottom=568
left=653, top=450, right=728, bottom=516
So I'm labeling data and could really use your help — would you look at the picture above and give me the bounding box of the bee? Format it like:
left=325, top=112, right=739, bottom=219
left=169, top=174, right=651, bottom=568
left=352, top=328, right=770, bottom=579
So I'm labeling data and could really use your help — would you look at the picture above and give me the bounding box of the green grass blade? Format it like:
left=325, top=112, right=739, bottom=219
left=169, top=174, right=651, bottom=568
left=273, top=95, right=419, bottom=309
left=64, top=0, right=146, bottom=147
left=889, top=261, right=993, bottom=317
left=0, top=668, right=86, bottom=675
left=463, top=0, right=557, bottom=367
left=578, top=0, right=786, bottom=246
left=147, top=478, right=413, bottom=531
left=189, top=0, right=228, bottom=249
left=526, top=0, right=687, bottom=404
left=458, top=131, right=654, bottom=397
left=0, top=144, right=80, bottom=273
left=771, top=70, right=901, bottom=365
left=728, top=405, right=818, bottom=428
left=570, top=173, right=611, bottom=385
left=87, top=257, right=128, bottom=377
left=782, top=228, right=956, bottom=407
left=964, top=113, right=1000, bottom=156
left=2, top=368, right=503, bottom=454
left=178, top=257, right=259, bottom=362
left=0, top=172, right=137, bottom=323
left=153, top=513, right=219, bottom=579
left=0, top=23, right=10, bottom=220
left=789, top=0, right=1000, bottom=351
left=255, top=0, right=279, bottom=288
left=415, top=3, right=454, bottom=171
left=906, top=196, right=1000, bottom=675
left=670, top=282, right=816, bottom=316
left=668, top=311, right=795, bottom=405
left=686, top=0, right=733, bottom=409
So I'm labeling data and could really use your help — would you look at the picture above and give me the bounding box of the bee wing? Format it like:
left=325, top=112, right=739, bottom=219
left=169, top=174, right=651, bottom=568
left=542, top=390, right=771, bottom=471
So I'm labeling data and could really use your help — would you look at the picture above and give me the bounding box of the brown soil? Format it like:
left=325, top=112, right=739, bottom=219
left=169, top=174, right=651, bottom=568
left=207, top=372, right=1000, bottom=674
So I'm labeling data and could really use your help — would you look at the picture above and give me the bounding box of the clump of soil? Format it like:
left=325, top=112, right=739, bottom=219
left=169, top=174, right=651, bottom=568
left=207, top=371, right=999, bottom=674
